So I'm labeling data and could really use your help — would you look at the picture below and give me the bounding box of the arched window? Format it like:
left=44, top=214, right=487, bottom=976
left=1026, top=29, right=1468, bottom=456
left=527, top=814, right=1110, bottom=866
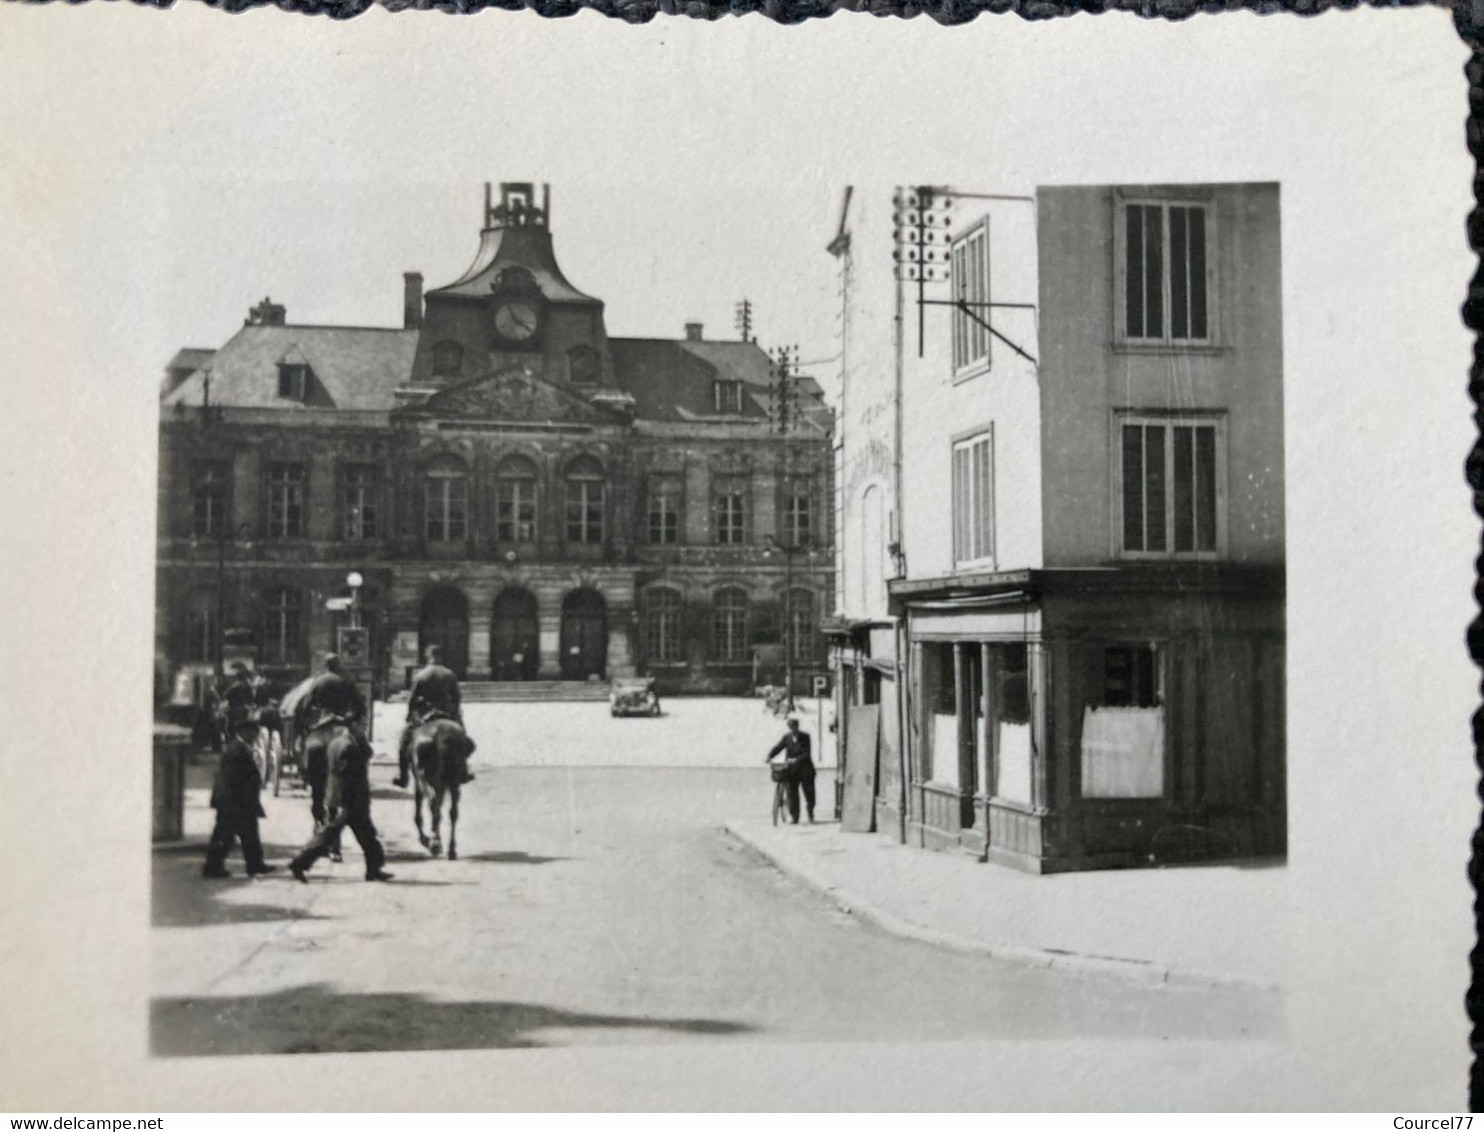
left=424, top=455, right=469, bottom=542
left=783, top=587, right=816, bottom=663
left=432, top=340, right=464, bottom=379
left=262, top=586, right=304, bottom=663
left=564, top=454, right=605, bottom=545
left=186, top=589, right=218, bottom=664
left=643, top=587, right=683, bottom=664
left=712, top=587, right=749, bottom=663
left=495, top=455, right=539, bottom=543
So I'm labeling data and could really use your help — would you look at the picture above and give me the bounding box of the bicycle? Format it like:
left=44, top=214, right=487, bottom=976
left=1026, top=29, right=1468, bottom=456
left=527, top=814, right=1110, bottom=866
left=769, top=761, right=791, bottom=826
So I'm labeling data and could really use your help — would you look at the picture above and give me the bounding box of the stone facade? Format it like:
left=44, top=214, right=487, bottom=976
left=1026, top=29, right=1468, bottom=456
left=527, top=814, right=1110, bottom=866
left=156, top=183, right=834, bottom=696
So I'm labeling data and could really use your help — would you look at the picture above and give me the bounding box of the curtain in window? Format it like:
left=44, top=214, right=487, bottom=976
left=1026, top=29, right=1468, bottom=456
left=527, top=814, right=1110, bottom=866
left=1080, top=706, right=1164, bottom=798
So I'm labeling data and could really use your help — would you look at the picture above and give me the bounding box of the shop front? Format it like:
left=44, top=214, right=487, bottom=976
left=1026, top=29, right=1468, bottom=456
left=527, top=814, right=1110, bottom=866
left=893, top=566, right=1286, bottom=873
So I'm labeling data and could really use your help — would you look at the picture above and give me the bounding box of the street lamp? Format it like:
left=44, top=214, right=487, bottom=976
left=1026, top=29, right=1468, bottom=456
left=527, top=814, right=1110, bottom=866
left=346, top=570, right=364, bottom=629
left=191, top=520, right=254, bottom=681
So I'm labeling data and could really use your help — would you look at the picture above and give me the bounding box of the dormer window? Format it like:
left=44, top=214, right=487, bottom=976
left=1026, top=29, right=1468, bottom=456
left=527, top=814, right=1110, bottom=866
left=277, top=363, right=308, bottom=401
left=714, top=380, right=743, bottom=414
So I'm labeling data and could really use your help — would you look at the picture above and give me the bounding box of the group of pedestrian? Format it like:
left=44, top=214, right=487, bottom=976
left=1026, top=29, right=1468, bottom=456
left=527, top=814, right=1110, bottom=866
left=201, top=647, right=469, bottom=885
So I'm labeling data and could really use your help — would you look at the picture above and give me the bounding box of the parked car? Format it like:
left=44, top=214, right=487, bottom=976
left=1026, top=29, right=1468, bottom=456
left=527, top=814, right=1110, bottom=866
left=609, top=676, right=661, bottom=717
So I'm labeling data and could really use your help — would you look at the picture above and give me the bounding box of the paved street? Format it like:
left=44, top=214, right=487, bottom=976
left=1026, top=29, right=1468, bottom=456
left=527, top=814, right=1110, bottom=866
left=152, top=699, right=1274, bottom=1056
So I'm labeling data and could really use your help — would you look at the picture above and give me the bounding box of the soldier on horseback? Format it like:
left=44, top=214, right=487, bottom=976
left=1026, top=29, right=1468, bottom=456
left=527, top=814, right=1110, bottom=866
left=393, top=645, right=475, bottom=789
left=289, top=653, right=393, bottom=883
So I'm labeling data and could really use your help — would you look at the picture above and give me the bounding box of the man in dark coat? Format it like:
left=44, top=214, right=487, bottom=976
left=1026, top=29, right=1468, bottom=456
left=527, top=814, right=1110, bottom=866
left=393, top=645, right=474, bottom=788
left=203, top=715, right=276, bottom=878
left=765, top=716, right=817, bottom=824
left=221, top=664, right=256, bottom=733
left=289, top=655, right=391, bottom=883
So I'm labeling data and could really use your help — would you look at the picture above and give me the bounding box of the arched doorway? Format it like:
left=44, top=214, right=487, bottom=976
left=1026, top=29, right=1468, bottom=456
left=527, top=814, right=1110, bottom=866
left=560, top=588, right=608, bottom=680
left=419, top=587, right=469, bottom=678
left=490, top=587, right=539, bottom=681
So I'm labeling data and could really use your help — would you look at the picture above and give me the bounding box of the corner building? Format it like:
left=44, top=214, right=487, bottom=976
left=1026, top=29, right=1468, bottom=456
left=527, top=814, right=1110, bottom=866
left=157, top=183, right=834, bottom=695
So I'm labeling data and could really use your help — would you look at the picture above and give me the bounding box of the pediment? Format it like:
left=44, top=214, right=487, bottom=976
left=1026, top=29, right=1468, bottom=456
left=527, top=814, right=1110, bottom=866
left=410, top=363, right=616, bottom=424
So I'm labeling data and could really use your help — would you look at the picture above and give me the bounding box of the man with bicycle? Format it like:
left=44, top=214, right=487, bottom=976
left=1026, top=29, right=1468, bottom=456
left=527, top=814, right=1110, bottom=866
left=765, top=716, right=816, bottom=824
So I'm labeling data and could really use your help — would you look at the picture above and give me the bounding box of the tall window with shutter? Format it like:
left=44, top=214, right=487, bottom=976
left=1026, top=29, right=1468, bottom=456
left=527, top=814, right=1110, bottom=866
left=951, top=429, right=994, bottom=568
left=1118, top=415, right=1223, bottom=558
left=1120, top=200, right=1213, bottom=346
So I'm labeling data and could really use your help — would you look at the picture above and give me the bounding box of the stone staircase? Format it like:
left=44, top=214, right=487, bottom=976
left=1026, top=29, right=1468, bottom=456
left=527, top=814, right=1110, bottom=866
left=387, top=681, right=611, bottom=704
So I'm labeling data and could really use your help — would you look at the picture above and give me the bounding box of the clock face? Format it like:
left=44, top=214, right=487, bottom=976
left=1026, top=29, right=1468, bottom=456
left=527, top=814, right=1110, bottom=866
left=493, top=298, right=541, bottom=344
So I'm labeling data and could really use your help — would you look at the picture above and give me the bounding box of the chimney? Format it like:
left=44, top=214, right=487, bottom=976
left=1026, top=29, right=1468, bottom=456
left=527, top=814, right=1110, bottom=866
left=246, top=297, right=286, bottom=327
left=403, top=272, right=423, bottom=330
left=684, top=321, right=704, bottom=342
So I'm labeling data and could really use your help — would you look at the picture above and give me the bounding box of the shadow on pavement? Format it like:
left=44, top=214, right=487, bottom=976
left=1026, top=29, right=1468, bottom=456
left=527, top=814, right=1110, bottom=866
left=151, top=983, right=756, bottom=1055
left=153, top=843, right=327, bottom=928
left=455, top=850, right=568, bottom=865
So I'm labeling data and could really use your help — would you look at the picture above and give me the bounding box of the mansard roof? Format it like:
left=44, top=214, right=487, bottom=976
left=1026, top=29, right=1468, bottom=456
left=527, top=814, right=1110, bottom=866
left=160, top=324, right=419, bottom=412
left=609, top=338, right=773, bottom=424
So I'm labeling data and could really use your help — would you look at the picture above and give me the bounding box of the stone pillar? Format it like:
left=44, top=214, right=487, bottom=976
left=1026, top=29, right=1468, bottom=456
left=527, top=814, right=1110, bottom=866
left=684, top=452, right=709, bottom=544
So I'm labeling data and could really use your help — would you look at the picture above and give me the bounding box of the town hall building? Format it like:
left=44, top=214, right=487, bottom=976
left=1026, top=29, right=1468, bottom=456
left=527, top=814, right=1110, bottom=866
left=155, top=183, right=834, bottom=697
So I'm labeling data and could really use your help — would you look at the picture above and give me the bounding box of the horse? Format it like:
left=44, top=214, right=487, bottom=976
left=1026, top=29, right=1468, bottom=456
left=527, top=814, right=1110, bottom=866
left=409, top=717, right=475, bottom=860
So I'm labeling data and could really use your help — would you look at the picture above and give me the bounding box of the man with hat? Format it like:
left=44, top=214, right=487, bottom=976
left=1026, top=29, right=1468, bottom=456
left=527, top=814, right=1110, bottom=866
left=393, top=644, right=475, bottom=789
left=220, top=663, right=256, bottom=740
left=203, top=712, right=276, bottom=879
left=764, top=715, right=817, bottom=824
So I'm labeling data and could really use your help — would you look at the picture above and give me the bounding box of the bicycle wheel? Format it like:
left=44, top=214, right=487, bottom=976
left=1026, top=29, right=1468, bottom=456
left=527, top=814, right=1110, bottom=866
left=772, top=781, right=785, bottom=826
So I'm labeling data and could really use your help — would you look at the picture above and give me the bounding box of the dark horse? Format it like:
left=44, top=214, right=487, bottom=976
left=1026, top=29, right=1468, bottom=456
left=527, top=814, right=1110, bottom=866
left=410, top=717, right=474, bottom=859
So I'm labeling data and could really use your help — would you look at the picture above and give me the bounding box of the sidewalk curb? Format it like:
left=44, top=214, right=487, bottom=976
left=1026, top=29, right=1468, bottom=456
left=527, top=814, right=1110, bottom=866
left=722, top=822, right=1280, bottom=995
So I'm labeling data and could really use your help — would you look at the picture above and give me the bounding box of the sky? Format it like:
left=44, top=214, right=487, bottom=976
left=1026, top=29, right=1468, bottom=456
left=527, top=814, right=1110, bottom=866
left=0, top=0, right=1478, bottom=1110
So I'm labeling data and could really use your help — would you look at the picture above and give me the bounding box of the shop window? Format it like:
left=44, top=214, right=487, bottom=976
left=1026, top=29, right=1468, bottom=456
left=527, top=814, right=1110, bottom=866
left=1081, top=644, right=1164, bottom=799
left=990, top=643, right=1033, bottom=806
left=921, top=642, right=957, bottom=785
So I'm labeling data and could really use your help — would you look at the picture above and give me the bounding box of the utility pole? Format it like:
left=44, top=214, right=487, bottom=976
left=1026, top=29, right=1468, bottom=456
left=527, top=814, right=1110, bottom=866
left=734, top=298, right=754, bottom=343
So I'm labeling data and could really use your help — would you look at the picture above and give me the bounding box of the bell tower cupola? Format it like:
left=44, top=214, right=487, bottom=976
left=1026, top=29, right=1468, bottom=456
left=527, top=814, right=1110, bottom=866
left=405, top=180, right=612, bottom=392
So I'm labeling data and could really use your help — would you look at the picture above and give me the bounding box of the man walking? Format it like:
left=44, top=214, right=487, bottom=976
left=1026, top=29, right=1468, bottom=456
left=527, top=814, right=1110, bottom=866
left=289, top=654, right=392, bottom=883
left=202, top=713, right=276, bottom=879
left=765, top=716, right=817, bottom=824
left=393, top=645, right=475, bottom=788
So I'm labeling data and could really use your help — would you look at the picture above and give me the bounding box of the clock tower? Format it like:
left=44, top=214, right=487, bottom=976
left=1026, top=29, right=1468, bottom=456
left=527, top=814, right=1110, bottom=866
left=406, top=182, right=614, bottom=393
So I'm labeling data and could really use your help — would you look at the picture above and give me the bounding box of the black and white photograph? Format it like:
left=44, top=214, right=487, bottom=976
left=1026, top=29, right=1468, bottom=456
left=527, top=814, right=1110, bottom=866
left=0, top=0, right=1473, bottom=1112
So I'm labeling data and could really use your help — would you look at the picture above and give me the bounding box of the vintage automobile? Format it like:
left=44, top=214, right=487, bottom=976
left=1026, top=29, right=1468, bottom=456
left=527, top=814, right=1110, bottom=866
left=609, top=676, right=661, bottom=717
